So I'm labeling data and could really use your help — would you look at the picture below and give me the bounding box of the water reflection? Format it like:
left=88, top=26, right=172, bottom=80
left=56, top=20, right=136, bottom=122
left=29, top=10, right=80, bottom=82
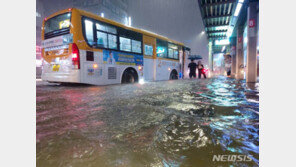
left=37, top=76, right=259, bottom=167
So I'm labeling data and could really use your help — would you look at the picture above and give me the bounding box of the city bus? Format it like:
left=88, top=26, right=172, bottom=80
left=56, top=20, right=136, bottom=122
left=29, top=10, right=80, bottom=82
left=41, top=8, right=191, bottom=85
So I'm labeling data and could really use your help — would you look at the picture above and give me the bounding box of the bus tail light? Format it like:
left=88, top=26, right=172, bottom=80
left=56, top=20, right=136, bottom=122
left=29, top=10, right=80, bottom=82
left=72, top=43, right=80, bottom=69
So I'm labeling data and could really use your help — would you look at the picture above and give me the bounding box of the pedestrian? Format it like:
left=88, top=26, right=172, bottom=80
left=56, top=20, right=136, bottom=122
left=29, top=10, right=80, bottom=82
left=188, top=59, right=197, bottom=79
left=197, top=61, right=206, bottom=79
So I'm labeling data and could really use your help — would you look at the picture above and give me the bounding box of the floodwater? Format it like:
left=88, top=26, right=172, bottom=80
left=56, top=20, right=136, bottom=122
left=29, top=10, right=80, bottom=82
left=36, top=76, right=259, bottom=167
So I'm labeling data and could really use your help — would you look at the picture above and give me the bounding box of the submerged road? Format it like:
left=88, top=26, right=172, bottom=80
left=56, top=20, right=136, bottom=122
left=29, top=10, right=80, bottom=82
left=36, top=76, right=259, bottom=167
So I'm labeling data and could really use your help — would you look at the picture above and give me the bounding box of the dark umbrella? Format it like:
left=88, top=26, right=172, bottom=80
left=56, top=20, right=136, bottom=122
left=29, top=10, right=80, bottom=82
left=188, top=55, right=202, bottom=60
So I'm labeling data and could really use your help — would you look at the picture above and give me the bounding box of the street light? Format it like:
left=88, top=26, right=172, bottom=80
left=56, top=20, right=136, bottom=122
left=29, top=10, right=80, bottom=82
left=125, top=16, right=132, bottom=26
left=128, top=16, right=131, bottom=26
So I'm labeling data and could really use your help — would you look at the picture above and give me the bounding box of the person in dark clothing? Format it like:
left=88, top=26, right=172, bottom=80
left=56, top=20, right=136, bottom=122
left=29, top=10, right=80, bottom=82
left=188, top=59, right=197, bottom=79
left=197, top=61, right=207, bottom=79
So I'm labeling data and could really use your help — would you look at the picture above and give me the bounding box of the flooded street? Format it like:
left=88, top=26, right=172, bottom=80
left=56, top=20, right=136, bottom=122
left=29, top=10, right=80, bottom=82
left=36, top=76, right=259, bottom=167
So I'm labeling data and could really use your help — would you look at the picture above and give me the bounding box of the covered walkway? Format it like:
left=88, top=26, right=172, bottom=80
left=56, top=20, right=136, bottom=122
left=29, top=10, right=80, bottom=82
left=197, top=0, right=259, bottom=83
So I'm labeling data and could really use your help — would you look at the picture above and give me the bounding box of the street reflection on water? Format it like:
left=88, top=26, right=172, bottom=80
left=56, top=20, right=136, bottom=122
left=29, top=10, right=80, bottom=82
left=36, top=76, right=259, bottom=167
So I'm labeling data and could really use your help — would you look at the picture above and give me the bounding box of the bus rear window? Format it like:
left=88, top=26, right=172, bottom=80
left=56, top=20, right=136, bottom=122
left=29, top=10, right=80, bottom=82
left=44, top=13, right=71, bottom=34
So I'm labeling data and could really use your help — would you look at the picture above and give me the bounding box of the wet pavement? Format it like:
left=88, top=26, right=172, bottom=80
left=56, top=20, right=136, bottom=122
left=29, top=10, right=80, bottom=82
left=36, top=76, right=259, bottom=167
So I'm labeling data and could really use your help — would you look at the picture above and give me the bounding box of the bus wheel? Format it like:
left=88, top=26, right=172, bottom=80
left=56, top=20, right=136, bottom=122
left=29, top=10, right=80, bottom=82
left=170, top=70, right=178, bottom=80
left=121, top=68, right=138, bottom=84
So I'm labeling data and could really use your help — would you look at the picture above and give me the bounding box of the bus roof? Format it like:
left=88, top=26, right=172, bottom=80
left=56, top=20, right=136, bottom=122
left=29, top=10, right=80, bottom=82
left=45, top=8, right=185, bottom=47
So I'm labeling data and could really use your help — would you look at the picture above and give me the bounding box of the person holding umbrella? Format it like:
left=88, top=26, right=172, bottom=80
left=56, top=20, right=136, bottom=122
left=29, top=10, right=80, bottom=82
left=188, top=55, right=203, bottom=79
left=188, top=59, right=197, bottom=79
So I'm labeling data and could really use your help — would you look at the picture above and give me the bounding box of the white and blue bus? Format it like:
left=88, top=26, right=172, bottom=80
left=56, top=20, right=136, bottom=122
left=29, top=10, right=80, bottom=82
left=41, top=8, right=191, bottom=85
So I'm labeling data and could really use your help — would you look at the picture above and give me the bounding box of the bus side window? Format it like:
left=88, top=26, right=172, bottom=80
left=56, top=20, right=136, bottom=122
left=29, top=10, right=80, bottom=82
left=144, top=44, right=153, bottom=56
left=120, top=37, right=131, bottom=52
left=84, top=19, right=94, bottom=46
left=132, top=40, right=142, bottom=53
left=96, top=31, right=108, bottom=48
left=118, top=28, right=143, bottom=54
left=174, top=50, right=179, bottom=60
left=168, top=43, right=179, bottom=60
left=95, top=22, right=118, bottom=49
left=168, top=48, right=174, bottom=59
left=156, top=39, right=168, bottom=58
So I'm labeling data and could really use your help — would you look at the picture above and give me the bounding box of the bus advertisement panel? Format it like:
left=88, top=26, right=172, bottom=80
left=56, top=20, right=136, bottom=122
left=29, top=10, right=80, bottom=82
left=103, top=50, right=143, bottom=66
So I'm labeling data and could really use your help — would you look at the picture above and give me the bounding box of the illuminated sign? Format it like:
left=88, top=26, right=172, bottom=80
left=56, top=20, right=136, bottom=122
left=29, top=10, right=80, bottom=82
left=238, top=37, right=243, bottom=43
left=249, top=19, right=255, bottom=28
left=215, top=39, right=230, bottom=45
left=59, top=19, right=70, bottom=29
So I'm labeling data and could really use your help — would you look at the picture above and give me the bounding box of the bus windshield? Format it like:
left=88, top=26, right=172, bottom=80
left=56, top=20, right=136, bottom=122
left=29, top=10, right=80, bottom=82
left=44, top=13, right=71, bottom=34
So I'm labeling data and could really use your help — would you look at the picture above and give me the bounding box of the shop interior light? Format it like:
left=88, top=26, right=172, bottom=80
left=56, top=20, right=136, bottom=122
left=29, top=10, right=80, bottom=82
left=100, top=13, right=104, bottom=17
left=239, top=0, right=245, bottom=3
left=221, top=46, right=226, bottom=52
left=226, top=28, right=234, bottom=38
left=215, top=26, right=228, bottom=30
left=244, top=36, right=248, bottom=43
left=234, top=3, right=243, bottom=16
left=215, top=39, right=230, bottom=45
